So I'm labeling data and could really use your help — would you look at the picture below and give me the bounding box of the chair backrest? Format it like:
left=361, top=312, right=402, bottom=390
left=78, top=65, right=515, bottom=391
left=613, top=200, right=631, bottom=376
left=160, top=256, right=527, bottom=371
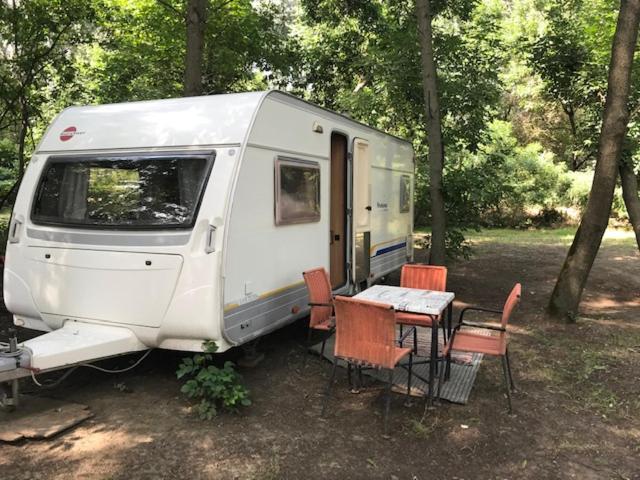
left=333, top=296, right=397, bottom=369
left=303, top=267, right=333, bottom=328
left=501, top=283, right=522, bottom=327
left=400, top=264, right=448, bottom=292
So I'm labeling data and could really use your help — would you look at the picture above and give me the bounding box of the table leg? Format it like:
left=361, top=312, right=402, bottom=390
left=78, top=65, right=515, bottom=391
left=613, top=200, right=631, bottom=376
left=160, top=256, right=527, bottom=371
left=428, top=316, right=437, bottom=405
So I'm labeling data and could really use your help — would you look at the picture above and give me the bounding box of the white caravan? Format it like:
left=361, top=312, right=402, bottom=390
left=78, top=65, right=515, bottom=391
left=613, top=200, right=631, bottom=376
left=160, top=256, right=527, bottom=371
left=1, top=91, right=414, bottom=379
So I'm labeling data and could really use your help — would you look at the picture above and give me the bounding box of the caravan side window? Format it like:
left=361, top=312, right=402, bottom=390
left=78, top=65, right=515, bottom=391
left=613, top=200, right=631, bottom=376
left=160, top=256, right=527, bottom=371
left=400, top=175, right=411, bottom=213
left=275, top=157, right=320, bottom=225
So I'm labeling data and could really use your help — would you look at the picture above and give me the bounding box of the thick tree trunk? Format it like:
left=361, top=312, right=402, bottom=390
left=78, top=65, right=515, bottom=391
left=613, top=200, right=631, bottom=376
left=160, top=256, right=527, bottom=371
left=619, top=161, right=640, bottom=249
left=548, top=0, right=640, bottom=321
left=184, top=0, right=207, bottom=96
left=416, top=0, right=446, bottom=265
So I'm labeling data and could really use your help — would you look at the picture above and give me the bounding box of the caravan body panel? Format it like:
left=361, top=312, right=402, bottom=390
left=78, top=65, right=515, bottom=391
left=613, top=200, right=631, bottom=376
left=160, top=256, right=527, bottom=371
left=4, top=91, right=414, bottom=363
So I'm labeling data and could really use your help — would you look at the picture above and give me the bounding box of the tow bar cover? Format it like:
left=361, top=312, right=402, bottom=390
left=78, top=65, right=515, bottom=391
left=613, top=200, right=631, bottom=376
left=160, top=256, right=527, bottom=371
left=24, top=321, right=147, bottom=371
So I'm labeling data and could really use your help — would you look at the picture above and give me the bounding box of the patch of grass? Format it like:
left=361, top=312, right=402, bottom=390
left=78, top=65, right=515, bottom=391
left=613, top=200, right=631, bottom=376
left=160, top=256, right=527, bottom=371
left=253, top=456, right=281, bottom=480
left=543, top=331, right=639, bottom=418
left=465, top=228, right=635, bottom=247
left=414, top=227, right=636, bottom=247
left=408, top=411, right=442, bottom=438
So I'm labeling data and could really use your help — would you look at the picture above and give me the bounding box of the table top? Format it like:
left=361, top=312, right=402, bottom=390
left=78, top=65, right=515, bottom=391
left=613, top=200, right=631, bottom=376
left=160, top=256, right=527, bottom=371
left=354, top=284, right=455, bottom=315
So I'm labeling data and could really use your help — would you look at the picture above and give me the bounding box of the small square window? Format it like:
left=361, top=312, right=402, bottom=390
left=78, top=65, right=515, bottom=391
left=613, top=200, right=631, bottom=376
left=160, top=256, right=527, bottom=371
left=400, top=175, right=411, bottom=213
left=275, top=157, right=321, bottom=225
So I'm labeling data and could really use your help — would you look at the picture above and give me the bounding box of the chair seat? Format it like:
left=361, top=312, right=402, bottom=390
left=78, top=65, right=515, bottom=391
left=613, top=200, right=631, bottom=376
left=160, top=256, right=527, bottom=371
left=395, top=311, right=441, bottom=327
left=445, top=331, right=506, bottom=356
left=338, top=346, right=411, bottom=369
left=311, top=316, right=335, bottom=331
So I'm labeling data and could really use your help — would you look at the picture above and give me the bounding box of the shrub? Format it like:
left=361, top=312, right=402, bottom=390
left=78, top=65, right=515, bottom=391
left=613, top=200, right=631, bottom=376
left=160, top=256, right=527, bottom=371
left=563, top=170, right=627, bottom=220
left=0, top=214, right=9, bottom=255
left=176, top=341, right=251, bottom=419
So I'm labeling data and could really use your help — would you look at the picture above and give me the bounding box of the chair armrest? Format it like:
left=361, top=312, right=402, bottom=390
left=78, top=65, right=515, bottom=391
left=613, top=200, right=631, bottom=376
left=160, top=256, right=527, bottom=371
left=458, top=306, right=503, bottom=326
left=308, top=302, right=333, bottom=308
left=460, top=321, right=506, bottom=332
left=333, top=292, right=357, bottom=298
left=398, top=326, right=417, bottom=345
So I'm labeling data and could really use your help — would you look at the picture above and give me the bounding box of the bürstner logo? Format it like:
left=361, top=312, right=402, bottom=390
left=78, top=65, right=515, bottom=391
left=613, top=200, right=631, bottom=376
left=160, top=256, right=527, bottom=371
left=60, top=126, right=83, bottom=141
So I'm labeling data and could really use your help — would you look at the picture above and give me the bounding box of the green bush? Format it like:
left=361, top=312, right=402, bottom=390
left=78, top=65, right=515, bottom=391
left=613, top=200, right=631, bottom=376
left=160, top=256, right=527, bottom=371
left=176, top=341, right=251, bottom=419
left=416, top=120, right=572, bottom=232
left=0, top=214, right=9, bottom=256
left=563, top=170, right=627, bottom=220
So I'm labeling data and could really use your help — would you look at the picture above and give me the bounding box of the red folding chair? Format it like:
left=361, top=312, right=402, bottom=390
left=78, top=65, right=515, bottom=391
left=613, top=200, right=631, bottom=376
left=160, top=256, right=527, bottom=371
left=322, top=296, right=415, bottom=434
left=396, top=264, right=449, bottom=351
left=302, top=268, right=335, bottom=358
left=438, top=284, right=522, bottom=412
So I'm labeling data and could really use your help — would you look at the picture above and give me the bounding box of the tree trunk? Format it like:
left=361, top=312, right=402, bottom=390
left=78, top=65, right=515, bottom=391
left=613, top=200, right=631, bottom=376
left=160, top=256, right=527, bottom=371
left=184, top=0, right=207, bottom=96
left=619, top=161, right=640, bottom=249
left=416, top=0, right=446, bottom=266
left=17, top=96, right=29, bottom=178
left=548, top=0, right=640, bottom=321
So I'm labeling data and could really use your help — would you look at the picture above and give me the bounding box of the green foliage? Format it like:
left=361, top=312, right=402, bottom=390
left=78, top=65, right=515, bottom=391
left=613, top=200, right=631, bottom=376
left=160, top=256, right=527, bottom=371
left=0, top=0, right=98, bottom=168
left=417, top=120, right=571, bottom=230
left=0, top=0, right=636, bottom=258
left=564, top=171, right=627, bottom=221
left=0, top=139, right=18, bottom=199
left=82, top=0, right=299, bottom=103
left=416, top=228, right=472, bottom=259
left=176, top=340, right=251, bottom=419
left=298, top=0, right=505, bottom=151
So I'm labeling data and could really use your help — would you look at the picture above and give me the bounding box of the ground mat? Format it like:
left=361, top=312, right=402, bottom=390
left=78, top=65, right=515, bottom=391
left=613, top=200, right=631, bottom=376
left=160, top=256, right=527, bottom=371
left=311, top=327, right=487, bottom=404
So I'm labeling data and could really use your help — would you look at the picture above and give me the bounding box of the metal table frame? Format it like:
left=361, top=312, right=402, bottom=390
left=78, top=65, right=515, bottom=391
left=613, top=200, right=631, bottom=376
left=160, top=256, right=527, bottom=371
left=354, top=285, right=455, bottom=403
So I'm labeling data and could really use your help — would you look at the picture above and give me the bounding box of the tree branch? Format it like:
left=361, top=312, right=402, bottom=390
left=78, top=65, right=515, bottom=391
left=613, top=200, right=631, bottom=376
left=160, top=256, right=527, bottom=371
left=157, top=0, right=184, bottom=18
left=211, top=0, right=234, bottom=14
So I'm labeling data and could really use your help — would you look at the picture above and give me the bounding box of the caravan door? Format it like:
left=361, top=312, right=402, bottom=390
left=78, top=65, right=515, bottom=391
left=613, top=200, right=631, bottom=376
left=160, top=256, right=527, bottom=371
left=351, top=138, right=371, bottom=285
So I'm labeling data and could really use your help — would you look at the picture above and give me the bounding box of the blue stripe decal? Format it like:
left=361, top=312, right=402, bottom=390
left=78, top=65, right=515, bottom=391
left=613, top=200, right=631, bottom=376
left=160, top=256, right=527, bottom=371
left=372, top=242, right=407, bottom=257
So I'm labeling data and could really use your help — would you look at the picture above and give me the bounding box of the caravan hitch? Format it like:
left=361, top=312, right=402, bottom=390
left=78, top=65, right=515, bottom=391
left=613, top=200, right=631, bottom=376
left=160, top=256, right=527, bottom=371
left=0, top=328, right=21, bottom=409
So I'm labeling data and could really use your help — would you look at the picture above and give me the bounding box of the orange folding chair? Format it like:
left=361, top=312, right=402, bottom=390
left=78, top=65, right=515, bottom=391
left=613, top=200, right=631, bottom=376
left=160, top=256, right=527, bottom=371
left=438, top=284, right=521, bottom=412
left=322, top=296, right=415, bottom=434
left=302, top=268, right=335, bottom=358
left=396, top=264, right=449, bottom=353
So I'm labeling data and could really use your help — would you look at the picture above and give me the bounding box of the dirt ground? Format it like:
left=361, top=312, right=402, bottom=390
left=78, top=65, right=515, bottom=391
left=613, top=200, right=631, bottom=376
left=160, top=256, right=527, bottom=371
left=0, top=233, right=639, bottom=480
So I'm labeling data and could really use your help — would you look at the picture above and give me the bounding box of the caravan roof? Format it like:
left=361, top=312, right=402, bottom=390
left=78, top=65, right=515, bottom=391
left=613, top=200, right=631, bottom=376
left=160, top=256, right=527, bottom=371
left=37, top=91, right=411, bottom=154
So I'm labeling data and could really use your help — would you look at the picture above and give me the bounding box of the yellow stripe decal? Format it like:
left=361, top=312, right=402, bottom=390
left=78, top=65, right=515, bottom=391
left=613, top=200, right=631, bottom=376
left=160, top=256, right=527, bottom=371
left=223, top=281, right=306, bottom=314
left=259, top=281, right=305, bottom=299
left=223, top=303, right=240, bottom=313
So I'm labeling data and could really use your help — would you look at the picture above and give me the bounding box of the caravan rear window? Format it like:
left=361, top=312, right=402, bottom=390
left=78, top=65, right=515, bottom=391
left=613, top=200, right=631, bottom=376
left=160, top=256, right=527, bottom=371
left=32, top=152, right=214, bottom=229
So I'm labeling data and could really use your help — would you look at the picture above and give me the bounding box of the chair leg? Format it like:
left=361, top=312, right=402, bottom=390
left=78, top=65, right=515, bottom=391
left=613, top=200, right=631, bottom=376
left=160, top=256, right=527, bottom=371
left=427, top=324, right=437, bottom=405
left=320, top=338, right=327, bottom=358
left=349, top=364, right=361, bottom=394
left=505, top=348, right=516, bottom=392
left=407, top=353, right=413, bottom=396
left=501, top=355, right=513, bottom=414
left=322, top=358, right=338, bottom=417
left=384, top=369, right=393, bottom=435
left=413, top=328, right=418, bottom=355
left=444, top=351, right=451, bottom=381
left=304, top=328, right=313, bottom=367
left=399, top=324, right=404, bottom=348
left=437, top=355, right=446, bottom=400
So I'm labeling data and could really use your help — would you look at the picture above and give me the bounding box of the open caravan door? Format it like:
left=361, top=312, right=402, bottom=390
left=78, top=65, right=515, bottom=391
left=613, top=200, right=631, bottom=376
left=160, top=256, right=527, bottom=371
left=352, top=138, right=371, bottom=287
